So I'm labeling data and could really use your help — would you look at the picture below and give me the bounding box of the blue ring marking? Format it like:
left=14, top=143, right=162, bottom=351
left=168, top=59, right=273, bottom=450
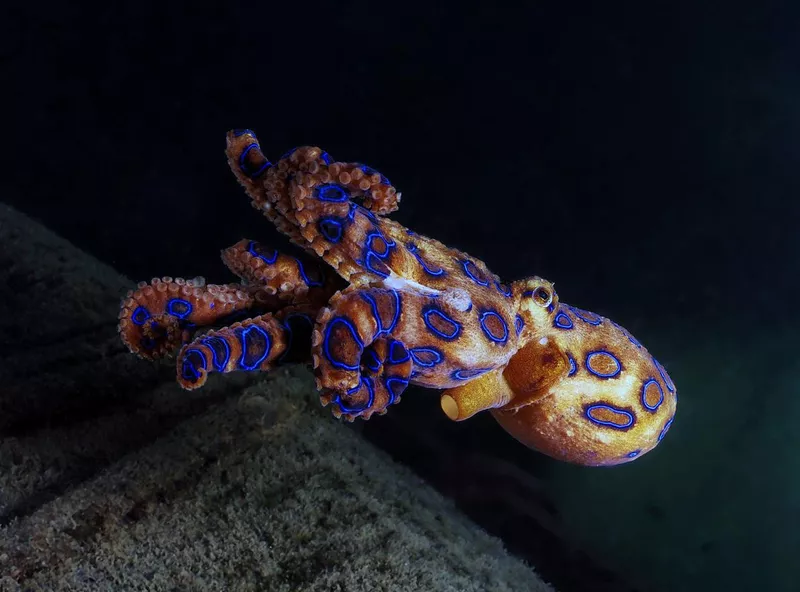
left=336, top=376, right=375, bottom=414
left=364, top=252, right=390, bottom=278
left=167, top=298, right=193, bottom=319
left=611, top=320, right=642, bottom=348
left=131, top=306, right=151, bottom=325
left=626, top=450, right=642, bottom=458
left=319, top=217, right=344, bottom=243
left=357, top=163, right=390, bottom=185
left=354, top=203, right=378, bottom=223
left=654, top=358, right=676, bottom=392
left=462, top=260, right=489, bottom=286
left=514, top=315, right=525, bottom=336
left=366, top=232, right=391, bottom=256
left=315, top=183, right=349, bottom=202
left=232, top=129, right=254, bottom=137
left=409, top=347, right=444, bottom=367
left=320, top=151, right=332, bottom=165
left=363, top=231, right=395, bottom=278
left=495, top=281, right=513, bottom=297
left=294, top=258, right=324, bottom=287
left=201, top=335, right=231, bottom=372
left=237, top=325, right=272, bottom=370
left=363, top=348, right=382, bottom=372
left=626, top=330, right=642, bottom=348
left=414, top=253, right=445, bottom=277
left=584, top=404, right=635, bottom=430
left=141, top=336, right=157, bottom=350
left=554, top=311, right=573, bottom=330
left=384, top=377, right=408, bottom=404
left=181, top=349, right=207, bottom=382
left=386, top=289, right=401, bottom=334
left=547, top=302, right=555, bottom=313
left=247, top=241, right=278, bottom=265
left=641, top=378, right=665, bottom=411
left=658, top=416, right=674, bottom=442
left=568, top=355, right=577, bottom=376
left=406, top=243, right=445, bottom=276
left=585, top=350, right=622, bottom=378
left=422, top=306, right=462, bottom=340
left=479, top=310, right=509, bottom=344
left=388, top=340, right=410, bottom=364
left=323, top=317, right=363, bottom=371
left=239, top=143, right=271, bottom=177
left=451, top=367, right=491, bottom=380
left=361, top=292, right=384, bottom=338
left=279, top=147, right=298, bottom=161
left=570, top=306, right=602, bottom=326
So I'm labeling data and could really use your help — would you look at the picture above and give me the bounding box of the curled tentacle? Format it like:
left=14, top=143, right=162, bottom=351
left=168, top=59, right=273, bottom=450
left=224, top=130, right=307, bottom=246
left=288, top=159, right=400, bottom=225
left=321, top=337, right=412, bottom=421
left=225, top=129, right=400, bottom=248
left=118, top=277, right=259, bottom=360
left=176, top=313, right=290, bottom=390
left=225, top=129, right=274, bottom=204
left=311, top=287, right=411, bottom=420
left=221, top=239, right=341, bottom=307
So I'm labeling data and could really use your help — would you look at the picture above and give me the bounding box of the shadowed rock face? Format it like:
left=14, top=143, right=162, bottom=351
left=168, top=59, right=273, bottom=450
left=0, top=203, right=551, bottom=592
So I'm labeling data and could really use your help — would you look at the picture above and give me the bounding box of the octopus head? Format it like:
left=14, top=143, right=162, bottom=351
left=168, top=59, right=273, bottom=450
left=492, top=295, right=677, bottom=466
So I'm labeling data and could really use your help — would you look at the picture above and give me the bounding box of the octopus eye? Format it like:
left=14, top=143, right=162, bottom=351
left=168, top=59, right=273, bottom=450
left=531, top=287, right=552, bottom=307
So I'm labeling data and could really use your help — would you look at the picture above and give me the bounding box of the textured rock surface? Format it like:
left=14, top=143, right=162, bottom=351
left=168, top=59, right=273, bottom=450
left=0, top=203, right=551, bottom=592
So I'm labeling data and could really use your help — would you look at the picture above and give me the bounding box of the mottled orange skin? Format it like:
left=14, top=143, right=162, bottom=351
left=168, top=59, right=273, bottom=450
left=491, top=302, right=677, bottom=466
left=118, top=129, right=676, bottom=466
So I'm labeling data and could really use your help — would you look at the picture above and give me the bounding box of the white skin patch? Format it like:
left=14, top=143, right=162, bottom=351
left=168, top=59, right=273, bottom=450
left=595, top=432, right=613, bottom=444
left=383, top=273, right=441, bottom=296
left=440, top=288, right=472, bottom=312
left=539, top=337, right=549, bottom=346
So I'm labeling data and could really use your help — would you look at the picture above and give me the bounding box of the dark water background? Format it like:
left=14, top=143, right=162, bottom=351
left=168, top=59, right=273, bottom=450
left=2, top=2, right=798, bottom=591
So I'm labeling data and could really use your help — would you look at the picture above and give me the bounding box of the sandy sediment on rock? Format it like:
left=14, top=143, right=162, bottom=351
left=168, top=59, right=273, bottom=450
left=0, top=203, right=551, bottom=592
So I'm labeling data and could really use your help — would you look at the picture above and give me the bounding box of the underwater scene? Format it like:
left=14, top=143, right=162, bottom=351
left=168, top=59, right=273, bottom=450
left=1, top=2, right=796, bottom=591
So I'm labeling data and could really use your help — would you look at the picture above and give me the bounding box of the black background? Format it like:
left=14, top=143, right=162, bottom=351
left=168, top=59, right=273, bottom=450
left=4, top=1, right=797, bottom=333
left=2, top=2, right=798, bottom=590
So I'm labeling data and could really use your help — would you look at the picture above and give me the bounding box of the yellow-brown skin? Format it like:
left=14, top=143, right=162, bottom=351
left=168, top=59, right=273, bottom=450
left=118, top=129, right=676, bottom=467
left=447, top=288, right=677, bottom=466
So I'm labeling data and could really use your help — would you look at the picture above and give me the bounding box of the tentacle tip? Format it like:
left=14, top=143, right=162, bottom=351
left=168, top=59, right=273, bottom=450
left=178, top=371, right=207, bottom=391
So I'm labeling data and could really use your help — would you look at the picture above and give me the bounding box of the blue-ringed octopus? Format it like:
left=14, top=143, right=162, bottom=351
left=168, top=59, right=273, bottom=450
left=118, top=129, right=677, bottom=466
